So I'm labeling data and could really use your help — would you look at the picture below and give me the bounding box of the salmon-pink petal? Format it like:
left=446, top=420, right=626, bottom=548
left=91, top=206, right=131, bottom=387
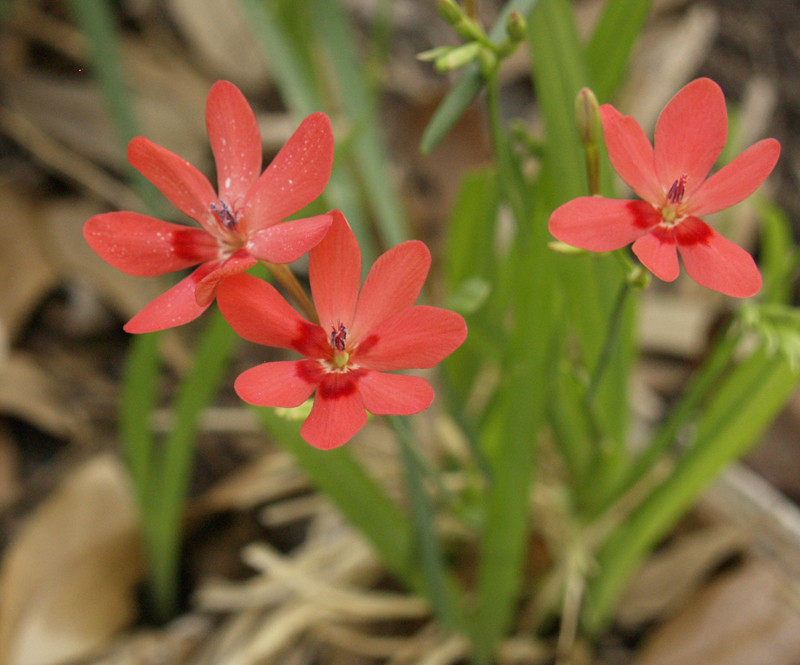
left=194, top=249, right=258, bottom=307
left=301, top=374, right=367, bottom=449
left=632, top=228, right=680, bottom=282
left=653, top=78, right=727, bottom=197
left=350, top=240, right=431, bottom=343
left=359, top=371, right=434, bottom=415
left=84, top=212, right=218, bottom=276
left=234, top=360, right=323, bottom=407
left=600, top=105, right=662, bottom=203
left=206, top=81, right=262, bottom=206
left=127, top=137, right=218, bottom=234
left=684, top=139, right=781, bottom=217
left=355, top=306, right=467, bottom=371
left=549, top=198, right=661, bottom=252
left=246, top=214, right=333, bottom=264
left=239, top=112, right=334, bottom=234
left=123, top=262, right=219, bottom=333
left=675, top=217, right=762, bottom=298
left=309, top=211, right=361, bottom=331
left=216, top=273, right=329, bottom=358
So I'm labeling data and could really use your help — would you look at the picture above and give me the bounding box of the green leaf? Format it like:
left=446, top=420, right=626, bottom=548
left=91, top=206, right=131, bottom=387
left=420, top=0, right=542, bottom=154
left=120, top=332, right=160, bottom=504
left=584, top=349, right=800, bottom=634
left=255, top=407, right=420, bottom=590
left=236, top=0, right=377, bottom=265
left=585, top=0, right=652, bottom=102
left=307, top=0, right=409, bottom=248
left=146, top=310, right=240, bottom=620
left=393, top=416, right=468, bottom=634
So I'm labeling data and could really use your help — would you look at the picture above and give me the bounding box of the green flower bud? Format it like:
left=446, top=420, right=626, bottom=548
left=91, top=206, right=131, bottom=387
left=506, top=11, right=527, bottom=42
left=436, top=41, right=482, bottom=72
left=438, top=0, right=463, bottom=25
left=575, top=87, right=601, bottom=147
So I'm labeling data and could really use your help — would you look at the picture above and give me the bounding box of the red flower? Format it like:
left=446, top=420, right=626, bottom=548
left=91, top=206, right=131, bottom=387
left=84, top=81, right=334, bottom=332
left=549, top=78, right=780, bottom=298
left=217, top=211, right=468, bottom=449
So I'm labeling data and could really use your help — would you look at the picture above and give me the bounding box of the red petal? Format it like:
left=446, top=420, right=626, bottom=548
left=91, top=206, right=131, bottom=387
left=216, top=273, right=329, bottom=358
left=206, top=81, right=262, bottom=206
left=194, top=249, right=258, bottom=307
left=359, top=371, right=434, bottom=415
left=309, top=211, right=361, bottom=331
left=123, top=262, right=218, bottom=333
left=127, top=137, right=218, bottom=234
left=239, top=112, right=334, bottom=233
left=600, top=105, right=662, bottom=203
left=355, top=306, right=467, bottom=371
left=350, top=240, right=431, bottom=343
left=653, top=78, right=727, bottom=198
left=675, top=217, right=762, bottom=297
left=234, top=360, right=322, bottom=407
left=548, top=198, right=661, bottom=252
left=84, top=212, right=218, bottom=276
left=632, top=228, right=680, bottom=282
left=246, top=214, right=333, bottom=264
left=300, top=375, right=367, bottom=449
left=684, top=139, right=781, bottom=217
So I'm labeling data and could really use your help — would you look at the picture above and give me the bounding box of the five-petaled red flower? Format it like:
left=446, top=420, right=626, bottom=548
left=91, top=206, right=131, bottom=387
left=549, top=78, right=780, bottom=298
left=216, top=211, right=468, bottom=450
left=84, top=80, right=334, bottom=332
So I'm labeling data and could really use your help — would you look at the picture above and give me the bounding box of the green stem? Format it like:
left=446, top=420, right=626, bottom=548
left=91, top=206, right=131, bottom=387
left=585, top=280, right=630, bottom=407
left=263, top=262, right=318, bottom=324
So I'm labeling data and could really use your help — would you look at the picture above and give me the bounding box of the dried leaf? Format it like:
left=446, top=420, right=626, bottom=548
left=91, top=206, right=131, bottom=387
left=0, top=353, right=78, bottom=440
left=634, top=561, right=800, bottom=665
left=0, top=455, right=141, bottom=665
left=166, top=0, right=270, bottom=92
left=0, top=185, right=59, bottom=341
left=617, top=524, right=748, bottom=629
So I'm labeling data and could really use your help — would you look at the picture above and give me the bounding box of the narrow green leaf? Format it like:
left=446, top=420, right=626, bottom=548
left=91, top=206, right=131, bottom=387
left=585, top=350, right=800, bottom=633
left=120, top=332, right=159, bottom=503
left=66, top=0, right=160, bottom=211
left=308, top=0, right=409, bottom=248
left=393, top=416, right=468, bottom=634
left=420, top=0, right=542, bottom=154
left=237, top=0, right=377, bottom=265
left=585, top=0, right=652, bottom=102
left=256, top=407, right=419, bottom=589
left=146, top=309, right=239, bottom=620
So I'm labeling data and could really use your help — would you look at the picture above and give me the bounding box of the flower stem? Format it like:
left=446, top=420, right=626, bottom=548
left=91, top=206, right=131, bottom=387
left=585, top=279, right=630, bottom=406
left=262, top=262, right=319, bottom=324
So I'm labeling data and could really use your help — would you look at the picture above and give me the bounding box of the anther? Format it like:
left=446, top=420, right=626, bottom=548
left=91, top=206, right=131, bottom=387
left=667, top=175, right=688, bottom=204
left=210, top=200, right=237, bottom=230
left=330, top=322, right=347, bottom=351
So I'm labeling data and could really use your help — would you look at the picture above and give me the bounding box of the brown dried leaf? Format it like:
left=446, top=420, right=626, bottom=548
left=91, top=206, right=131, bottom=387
left=166, top=0, right=270, bottom=93
left=0, top=185, right=59, bottom=341
left=634, top=561, right=800, bottom=665
left=0, top=455, right=141, bottom=665
left=617, top=524, right=748, bottom=630
left=0, top=353, right=78, bottom=440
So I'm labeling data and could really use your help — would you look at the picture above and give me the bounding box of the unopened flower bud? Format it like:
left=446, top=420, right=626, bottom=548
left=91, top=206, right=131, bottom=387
left=548, top=241, right=585, bottom=255
left=506, top=11, right=527, bottom=42
left=627, top=265, right=651, bottom=290
left=417, top=46, right=454, bottom=62
left=435, top=41, right=481, bottom=71
left=438, top=0, right=463, bottom=26
left=575, top=87, right=601, bottom=147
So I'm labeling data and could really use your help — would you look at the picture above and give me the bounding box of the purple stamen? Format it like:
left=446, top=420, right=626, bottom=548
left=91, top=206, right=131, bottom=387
left=210, top=200, right=237, bottom=230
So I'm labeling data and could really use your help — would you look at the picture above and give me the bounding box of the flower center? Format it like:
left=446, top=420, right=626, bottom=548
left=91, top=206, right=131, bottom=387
left=666, top=174, right=688, bottom=204
left=210, top=200, right=238, bottom=231
left=661, top=174, right=689, bottom=226
left=330, top=322, right=350, bottom=368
